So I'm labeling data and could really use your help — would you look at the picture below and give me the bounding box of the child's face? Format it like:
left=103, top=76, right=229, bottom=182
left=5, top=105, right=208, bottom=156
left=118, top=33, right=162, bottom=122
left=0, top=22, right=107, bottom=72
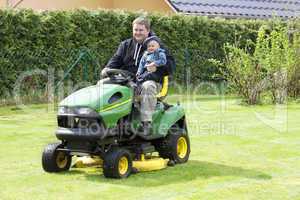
left=147, top=41, right=160, bottom=52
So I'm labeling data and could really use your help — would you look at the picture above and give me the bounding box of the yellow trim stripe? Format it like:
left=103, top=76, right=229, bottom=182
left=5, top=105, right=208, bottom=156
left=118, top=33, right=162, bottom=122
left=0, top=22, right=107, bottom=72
left=99, top=99, right=131, bottom=112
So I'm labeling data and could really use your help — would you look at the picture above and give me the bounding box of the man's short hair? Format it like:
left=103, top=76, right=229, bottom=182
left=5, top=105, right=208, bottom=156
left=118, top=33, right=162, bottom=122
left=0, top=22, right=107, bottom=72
left=132, top=17, right=151, bottom=31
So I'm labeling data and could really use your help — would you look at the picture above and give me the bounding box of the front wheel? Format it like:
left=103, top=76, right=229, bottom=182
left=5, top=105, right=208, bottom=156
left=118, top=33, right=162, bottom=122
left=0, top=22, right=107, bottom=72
left=103, top=148, right=132, bottom=179
left=155, top=127, right=190, bottom=164
left=42, top=142, right=72, bottom=172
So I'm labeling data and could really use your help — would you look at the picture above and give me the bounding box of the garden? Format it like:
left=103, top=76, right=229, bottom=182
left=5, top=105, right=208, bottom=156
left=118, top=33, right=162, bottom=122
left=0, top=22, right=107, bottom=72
left=0, top=9, right=299, bottom=200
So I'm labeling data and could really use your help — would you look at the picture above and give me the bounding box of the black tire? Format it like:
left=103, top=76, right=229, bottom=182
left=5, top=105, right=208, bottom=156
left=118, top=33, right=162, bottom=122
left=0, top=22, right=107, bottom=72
left=42, top=142, right=72, bottom=173
left=103, top=148, right=132, bottom=179
left=154, top=126, right=190, bottom=164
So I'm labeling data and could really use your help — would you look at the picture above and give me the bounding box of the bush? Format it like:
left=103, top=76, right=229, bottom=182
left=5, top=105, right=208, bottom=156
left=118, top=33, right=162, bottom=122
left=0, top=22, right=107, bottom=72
left=288, top=24, right=300, bottom=99
left=223, top=41, right=267, bottom=105
left=255, top=24, right=295, bottom=104
left=0, top=9, right=264, bottom=100
left=223, top=22, right=300, bottom=104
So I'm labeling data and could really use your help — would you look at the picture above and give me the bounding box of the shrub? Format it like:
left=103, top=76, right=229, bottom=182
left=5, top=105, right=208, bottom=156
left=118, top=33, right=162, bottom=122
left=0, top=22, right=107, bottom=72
left=0, top=9, right=263, bottom=100
left=287, top=25, right=300, bottom=99
left=223, top=23, right=299, bottom=104
left=223, top=41, right=267, bottom=105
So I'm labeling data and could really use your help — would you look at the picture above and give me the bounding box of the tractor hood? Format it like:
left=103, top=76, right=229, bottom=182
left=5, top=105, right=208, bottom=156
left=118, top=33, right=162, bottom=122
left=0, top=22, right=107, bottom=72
left=59, top=83, right=133, bottom=112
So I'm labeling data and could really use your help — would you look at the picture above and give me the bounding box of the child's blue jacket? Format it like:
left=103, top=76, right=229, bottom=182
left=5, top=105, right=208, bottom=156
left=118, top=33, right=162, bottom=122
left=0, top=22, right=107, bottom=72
left=137, top=48, right=167, bottom=75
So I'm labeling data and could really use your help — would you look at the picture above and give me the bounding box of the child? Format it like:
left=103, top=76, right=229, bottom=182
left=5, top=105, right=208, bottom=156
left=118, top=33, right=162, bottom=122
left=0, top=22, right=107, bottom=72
left=136, top=39, right=167, bottom=84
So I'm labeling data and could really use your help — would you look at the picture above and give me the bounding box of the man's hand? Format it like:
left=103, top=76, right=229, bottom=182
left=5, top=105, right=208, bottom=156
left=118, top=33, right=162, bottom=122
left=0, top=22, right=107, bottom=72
left=146, top=62, right=157, bottom=72
left=101, top=68, right=109, bottom=77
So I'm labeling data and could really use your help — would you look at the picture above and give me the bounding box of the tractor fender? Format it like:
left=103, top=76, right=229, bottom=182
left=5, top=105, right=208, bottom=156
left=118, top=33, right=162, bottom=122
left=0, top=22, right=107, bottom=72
left=153, top=105, right=186, bottom=137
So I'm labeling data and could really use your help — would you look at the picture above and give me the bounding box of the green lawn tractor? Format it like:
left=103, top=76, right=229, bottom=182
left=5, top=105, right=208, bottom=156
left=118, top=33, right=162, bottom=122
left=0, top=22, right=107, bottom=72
left=42, top=69, right=190, bottom=178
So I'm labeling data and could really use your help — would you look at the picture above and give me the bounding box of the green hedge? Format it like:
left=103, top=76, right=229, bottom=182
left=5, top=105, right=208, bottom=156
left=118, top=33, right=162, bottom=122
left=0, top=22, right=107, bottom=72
left=0, top=9, right=268, bottom=98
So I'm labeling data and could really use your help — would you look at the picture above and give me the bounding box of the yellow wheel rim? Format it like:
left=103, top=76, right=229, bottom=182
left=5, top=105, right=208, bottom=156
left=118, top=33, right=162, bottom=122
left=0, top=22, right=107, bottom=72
left=56, top=152, right=68, bottom=168
left=177, top=137, right=188, bottom=159
left=118, top=156, right=129, bottom=175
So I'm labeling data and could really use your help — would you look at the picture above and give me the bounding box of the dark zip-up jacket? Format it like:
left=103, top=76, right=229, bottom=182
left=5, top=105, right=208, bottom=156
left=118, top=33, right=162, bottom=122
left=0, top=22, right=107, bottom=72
left=105, top=32, right=174, bottom=83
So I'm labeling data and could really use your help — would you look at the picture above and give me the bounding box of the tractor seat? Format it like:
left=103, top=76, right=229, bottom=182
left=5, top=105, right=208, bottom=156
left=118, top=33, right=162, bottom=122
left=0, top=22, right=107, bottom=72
left=156, top=76, right=169, bottom=101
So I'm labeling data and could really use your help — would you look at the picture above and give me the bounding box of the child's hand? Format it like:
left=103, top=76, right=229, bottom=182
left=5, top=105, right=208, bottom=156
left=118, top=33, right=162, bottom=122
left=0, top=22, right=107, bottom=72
left=146, top=62, right=157, bottom=72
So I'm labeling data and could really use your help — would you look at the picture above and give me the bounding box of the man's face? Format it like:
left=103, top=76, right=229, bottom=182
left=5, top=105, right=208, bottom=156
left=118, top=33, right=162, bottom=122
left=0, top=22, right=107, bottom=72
left=132, top=23, right=150, bottom=43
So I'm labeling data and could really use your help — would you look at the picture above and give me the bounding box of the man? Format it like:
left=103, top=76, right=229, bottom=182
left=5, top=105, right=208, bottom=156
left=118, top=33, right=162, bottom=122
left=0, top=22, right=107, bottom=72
left=102, top=16, right=174, bottom=135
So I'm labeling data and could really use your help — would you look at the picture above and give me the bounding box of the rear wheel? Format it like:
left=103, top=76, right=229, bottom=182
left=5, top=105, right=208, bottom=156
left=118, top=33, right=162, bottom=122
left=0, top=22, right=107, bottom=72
left=155, top=126, right=190, bottom=164
left=42, top=142, right=72, bottom=172
left=103, top=148, right=132, bottom=178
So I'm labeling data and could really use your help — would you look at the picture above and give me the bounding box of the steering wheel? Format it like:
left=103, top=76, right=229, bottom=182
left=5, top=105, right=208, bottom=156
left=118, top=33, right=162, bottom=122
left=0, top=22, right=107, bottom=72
left=105, top=68, right=135, bottom=84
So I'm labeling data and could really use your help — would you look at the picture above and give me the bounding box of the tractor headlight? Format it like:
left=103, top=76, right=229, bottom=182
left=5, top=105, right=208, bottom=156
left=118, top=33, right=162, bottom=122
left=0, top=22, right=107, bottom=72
left=58, top=106, right=98, bottom=117
left=58, top=106, right=76, bottom=115
left=76, top=107, right=94, bottom=115
left=75, top=107, right=99, bottom=117
left=58, top=106, right=69, bottom=115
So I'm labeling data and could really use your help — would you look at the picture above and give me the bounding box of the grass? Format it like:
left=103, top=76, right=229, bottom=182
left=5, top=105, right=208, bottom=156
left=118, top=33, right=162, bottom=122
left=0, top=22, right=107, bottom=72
left=0, top=95, right=299, bottom=200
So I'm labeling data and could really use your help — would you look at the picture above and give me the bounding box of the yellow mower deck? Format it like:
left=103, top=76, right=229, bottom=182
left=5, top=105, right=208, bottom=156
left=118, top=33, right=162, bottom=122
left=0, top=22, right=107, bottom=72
left=73, top=155, right=168, bottom=172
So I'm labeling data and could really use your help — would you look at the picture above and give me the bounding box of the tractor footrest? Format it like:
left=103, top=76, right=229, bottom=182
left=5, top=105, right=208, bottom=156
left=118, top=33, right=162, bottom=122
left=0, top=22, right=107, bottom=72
left=136, top=143, right=156, bottom=154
